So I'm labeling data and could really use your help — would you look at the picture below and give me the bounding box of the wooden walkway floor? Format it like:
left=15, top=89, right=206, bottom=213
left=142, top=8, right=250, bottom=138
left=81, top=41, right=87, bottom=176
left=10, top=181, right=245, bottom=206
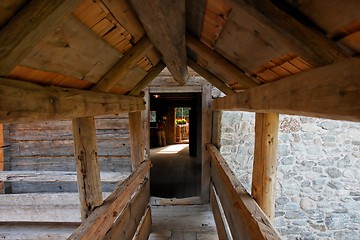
left=149, top=204, right=218, bottom=240
left=150, top=144, right=201, bottom=198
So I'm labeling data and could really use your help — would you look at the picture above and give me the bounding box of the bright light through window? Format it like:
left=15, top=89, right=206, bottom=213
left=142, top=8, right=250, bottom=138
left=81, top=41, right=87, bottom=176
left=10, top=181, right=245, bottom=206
left=157, top=144, right=188, bottom=154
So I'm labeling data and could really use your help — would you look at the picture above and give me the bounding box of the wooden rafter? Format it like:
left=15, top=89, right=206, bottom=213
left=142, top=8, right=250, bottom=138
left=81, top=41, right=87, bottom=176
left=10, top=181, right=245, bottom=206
left=225, top=0, right=349, bottom=66
left=212, top=57, right=360, bottom=121
left=0, top=0, right=82, bottom=75
left=186, top=34, right=259, bottom=89
left=0, top=79, right=145, bottom=123
left=187, top=58, right=235, bottom=95
left=130, top=0, right=189, bottom=84
left=92, top=36, right=153, bottom=92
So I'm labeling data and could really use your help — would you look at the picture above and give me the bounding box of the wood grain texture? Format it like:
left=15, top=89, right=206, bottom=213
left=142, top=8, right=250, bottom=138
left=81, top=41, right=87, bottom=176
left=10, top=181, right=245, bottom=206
left=100, top=0, right=145, bottom=43
left=0, top=79, right=145, bottom=123
left=252, top=113, right=279, bottom=221
left=186, top=0, right=207, bottom=37
left=92, top=36, right=153, bottom=92
left=0, top=0, right=27, bottom=28
left=72, top=117, right=103, bottom=220
left=187, top=34, right=259, bottom=89
left=210, top=185, right=230, bottom=240
left=68, top=160, right=150, bottom=240
left=130, top=0, right=189, bottom=84
left=201, top=83, right=212, bottom=202
left=103, top=178, right=150, bottom=240
left=212, top=57, right=360, bottom=121
left=133, top=206, right=152, bottom=240
left=0, top=0, right=82, bottom=75
left=207, top=144, right=281, bottom=240
left=188, top=58, right=235, bottom=95
left=128, top=111, right=144, bottom=170
left=225, top=0, right=349, bottom=67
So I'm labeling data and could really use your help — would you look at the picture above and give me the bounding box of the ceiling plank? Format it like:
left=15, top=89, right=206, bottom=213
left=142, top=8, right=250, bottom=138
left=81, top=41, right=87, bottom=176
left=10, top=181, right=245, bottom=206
left=128, top=61, right=166, bottom=96
left=130, top=0, right=189, bottom=84
left=212, top=57, right=360, bottom=122
left=0, top=79, right=145, bottom=123
left=187, top=58, right=235, bottom=95
left=186, top=34, right=259, bottom=89
left=99, top=0, right=145, bottom=43
left=0, top=0, right=82, bottom=76
left=225, top=0, right=349, bottom=67
left=92, top=36, right=153, bottom=92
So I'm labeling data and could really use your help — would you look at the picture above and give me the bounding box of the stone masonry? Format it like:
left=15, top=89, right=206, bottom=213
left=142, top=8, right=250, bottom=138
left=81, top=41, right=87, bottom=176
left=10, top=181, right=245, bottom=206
left=219, top=111, right=360, bottom=240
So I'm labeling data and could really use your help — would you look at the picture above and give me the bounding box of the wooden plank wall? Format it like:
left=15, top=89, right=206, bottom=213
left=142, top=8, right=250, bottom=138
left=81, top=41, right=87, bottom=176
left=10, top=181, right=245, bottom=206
left=7, top=114, right=132, bottom=193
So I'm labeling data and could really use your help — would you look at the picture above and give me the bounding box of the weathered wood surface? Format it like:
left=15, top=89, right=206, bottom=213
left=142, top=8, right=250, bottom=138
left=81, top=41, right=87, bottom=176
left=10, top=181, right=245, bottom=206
left=68, top=160, right=151, bottom=240
left=149, top=204, right=217, bottom=239
left=130, top=0, right=189, bottom=84
left=0, top=223, right=78, bottom=240
left=210, top=185, right=230, bottom=240
left=0, top=171, right=130, bottom=182
left=225, top=0, right=348, bottom=67
left=129, top=111, right=144, bottom=170
left=0, top=124, right=4, bottom=193
left=212, top=57, right=360, bottom=121
left=72, top=117, right=103, bottom=220
left=129, top=62, right=166, bottom=96
left=92, top=36, right=153, bottom=92
left=201, top=83, right=212, bottom=202
left=0, top=0, right=82, bottom=75
left=252, top=113, right=279, bottom=221
left=21, top=15, right=120, bottom=84
left=208, top=144, right=281, bottom=240
left=0, top=79, right=145, bottom=123
left=0, top=0, right=27, bottom=28
left=187, top=34, right=259, bottom=89
left=185, top=0, right=207, bottom=37
left=187, top=58, right=235, bottom=95
left=103, top=178, right=150, bottom=240
left=133, top=206, right=152, bottom=240
left=100, top=0, right=145, bottom=43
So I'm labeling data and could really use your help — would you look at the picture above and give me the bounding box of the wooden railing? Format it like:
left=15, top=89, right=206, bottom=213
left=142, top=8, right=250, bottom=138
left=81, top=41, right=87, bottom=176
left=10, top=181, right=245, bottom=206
left=207, top=144, right=281, bottom=240
left=68, top=160, right=151, bottom=240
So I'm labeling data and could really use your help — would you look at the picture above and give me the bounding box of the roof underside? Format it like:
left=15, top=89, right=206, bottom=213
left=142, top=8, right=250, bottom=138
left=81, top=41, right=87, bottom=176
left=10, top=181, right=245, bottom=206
left=0, top=0, right=359, bottom=99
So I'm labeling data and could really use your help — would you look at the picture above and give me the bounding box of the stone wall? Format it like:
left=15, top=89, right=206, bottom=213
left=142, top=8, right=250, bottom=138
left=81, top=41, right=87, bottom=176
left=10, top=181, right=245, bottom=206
left=219, top=111, right=360, bottom=240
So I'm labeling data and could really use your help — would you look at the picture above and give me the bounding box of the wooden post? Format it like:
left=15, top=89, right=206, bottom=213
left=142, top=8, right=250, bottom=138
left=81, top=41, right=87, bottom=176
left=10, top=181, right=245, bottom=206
left=142, top=89, right=150, bottom=161
left=72, top=117, right=103, bottom=221
left=251, top=113, right=279, bottom=221
left=212, top=110, right=222, bottom=149
left=201, top=83, right=212, bottom=202
left=129, top=111, right=144, bottom=171
left=0, top=124, right=4, bottom=193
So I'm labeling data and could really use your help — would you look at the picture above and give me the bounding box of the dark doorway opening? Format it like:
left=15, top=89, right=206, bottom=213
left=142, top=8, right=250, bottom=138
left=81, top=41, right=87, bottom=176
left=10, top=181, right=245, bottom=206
left=149, top=93, right=202, bottom=198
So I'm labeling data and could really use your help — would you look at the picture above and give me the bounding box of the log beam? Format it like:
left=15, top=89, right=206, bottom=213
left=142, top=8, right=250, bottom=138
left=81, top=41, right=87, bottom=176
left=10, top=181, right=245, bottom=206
left=212, top=57, right=360, bottom=122
left=252, top=113, right=279, bottom=221
left=207, top=144, right=281, bottom=239
left=0, top=79, right=145, bottom=123
left=68, top=161, right=151, bottom=240
left=187, top=58, right=235, bottom=95
left=225, top=0, right=349, bottom=66
left=130, top=0, right=189, bottom=84
left=92, top=36, right=153, bottom=92
left=0, top=0, right=82, bottom=75
left=186, top=34, right=259, bottom=89
left=72, top=117, right=102, bottom=221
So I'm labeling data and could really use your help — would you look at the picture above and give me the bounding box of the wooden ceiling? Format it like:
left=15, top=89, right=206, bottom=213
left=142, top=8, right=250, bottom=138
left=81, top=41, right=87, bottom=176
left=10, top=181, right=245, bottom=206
left=0, top=0, right=359, bottom=106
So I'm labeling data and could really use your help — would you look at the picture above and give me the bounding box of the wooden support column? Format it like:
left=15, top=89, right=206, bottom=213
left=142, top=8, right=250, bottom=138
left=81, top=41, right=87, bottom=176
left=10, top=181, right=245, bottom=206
left=212, top=110, right=222, bottom=149
left=201, top=83, right=212, bottom=202
left=251, top=113, right=279, bottom=221
left=0, top=124, right=4, bottom=194
left=72, top=117, right=103, bottom=221
left=129, top=111, right=144, bottom=171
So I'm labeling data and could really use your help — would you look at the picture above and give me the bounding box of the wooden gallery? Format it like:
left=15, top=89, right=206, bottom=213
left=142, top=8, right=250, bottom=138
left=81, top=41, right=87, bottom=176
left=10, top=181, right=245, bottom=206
left=0, top=0, right=359, bottom=239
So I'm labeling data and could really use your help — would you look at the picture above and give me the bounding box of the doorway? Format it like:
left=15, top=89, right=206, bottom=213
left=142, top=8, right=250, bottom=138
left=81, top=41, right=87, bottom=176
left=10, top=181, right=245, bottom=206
left=149, top=92, right=202, bottom=198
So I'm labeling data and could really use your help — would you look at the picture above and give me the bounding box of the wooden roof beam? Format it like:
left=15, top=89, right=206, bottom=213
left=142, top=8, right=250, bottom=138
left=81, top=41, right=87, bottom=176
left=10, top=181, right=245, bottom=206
left=0, top=79, right=145, bottom=124
left=130, top=0, right=189, bottom=84
left=226, top=0, right=349, bottom=66
left=187, top=58, right=236, bottom=95
left=186, top=34, right=259, bottom=89
left=212, top=57, right=360, bottom=122
left=92, top=36, right=153, bottom=92
left=0, top=0, right=82, bottom=76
